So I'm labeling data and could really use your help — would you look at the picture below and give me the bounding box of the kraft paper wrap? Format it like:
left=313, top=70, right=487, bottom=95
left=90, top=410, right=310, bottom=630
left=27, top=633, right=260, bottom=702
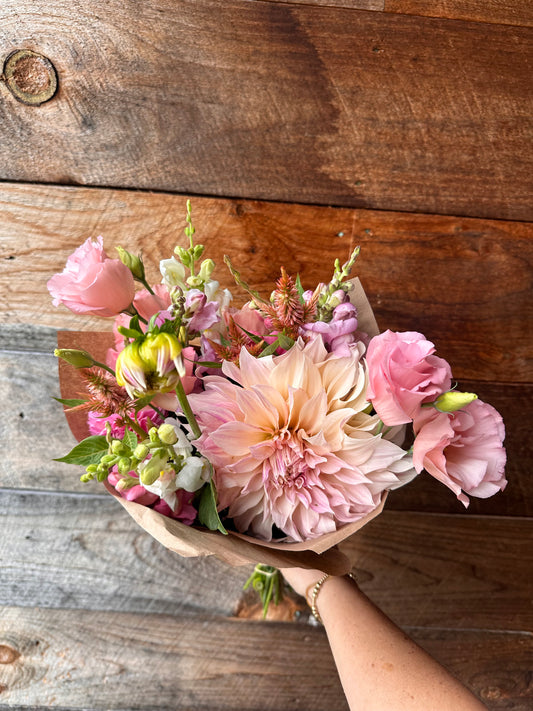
left=57, top=278, right=382, bottom=574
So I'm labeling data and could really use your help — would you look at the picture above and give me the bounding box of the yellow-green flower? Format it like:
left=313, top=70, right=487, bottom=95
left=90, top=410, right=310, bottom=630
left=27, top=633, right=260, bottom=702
left=434, top=390, right=478, bottom=413
left=116, top=333, right=184, bottom=397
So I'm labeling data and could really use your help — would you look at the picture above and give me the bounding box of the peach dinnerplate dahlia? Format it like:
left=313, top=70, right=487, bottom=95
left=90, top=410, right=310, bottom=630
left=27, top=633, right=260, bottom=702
left=189, top=335, right=416, bottom=542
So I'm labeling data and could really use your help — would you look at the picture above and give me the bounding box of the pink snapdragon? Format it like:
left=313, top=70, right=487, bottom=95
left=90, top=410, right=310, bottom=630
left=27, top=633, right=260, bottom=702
left=108, top=470, right=197, bottom=523
left=366, top=330, right=452, bottom=426
left=302, top=300, right=360, bottom=356
left=413, top=399, right=507, bottom=506
left=88, top=407, right=163, bottom=437
left=47, top=236, right=135, bottom=317
left=185, top=289, right=220, bottom=332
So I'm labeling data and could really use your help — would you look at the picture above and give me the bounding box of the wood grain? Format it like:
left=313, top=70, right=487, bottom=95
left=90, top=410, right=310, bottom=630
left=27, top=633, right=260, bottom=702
left=0, top=348, right=100, bottom=494
left=264, top=1, right=533, bottom=27
left=1, top=489, right=530, bottom=632
left=1, top=1, right=532, bottom=219
left=0, top=606, right=530, bottom=710
left=385, top=1, right=533, bottom=27
left=1, top=183, right=531, bottom=382
left=0, top=490, right=249, bottom=617
left=340, top=511, right=533, bottom=632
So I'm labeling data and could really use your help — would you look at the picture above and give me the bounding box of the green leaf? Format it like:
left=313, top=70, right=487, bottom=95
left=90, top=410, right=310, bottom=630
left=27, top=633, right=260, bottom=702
left=133, top=394, right=155, bottom=410
left=128, top=314, right=141, bottom=333
left=117, top=325, right=143, bottom=340
left=277, top=333, right=295, bottom=350
left=54, top=435, right=109, bottom=466
left=123, top=428, right=138, bottom=451
left=295, top=274, right=305, bottom=301
left=234, top=324, right=263, bottom=344
left=53, top=396, right=87, bottom=408
left=198, top=477, right=227, bottom=534
left=258, top=338, right=280, bottom=357
left=196, top=360, right=223, bottom=369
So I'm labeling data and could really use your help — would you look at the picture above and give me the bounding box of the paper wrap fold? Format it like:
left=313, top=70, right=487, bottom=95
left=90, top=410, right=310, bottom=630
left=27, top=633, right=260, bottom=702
left=57, top=278, right=382, bottom=574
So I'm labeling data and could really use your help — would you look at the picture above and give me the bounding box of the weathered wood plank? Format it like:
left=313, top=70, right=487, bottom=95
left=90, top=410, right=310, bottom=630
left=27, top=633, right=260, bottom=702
left=1, top=184, right=531, bottom=382
left=340, top=511, right=533, bottom=633
left=350, top=209, right=533, bottom=383
left=264, top=1, right=533, bottom=28
left=0, top=606, right=530, bottom=710
left=1, top=490, right=530, bottom=632
left=385, top=0, right=533, bottom=27
left=1, top=2, right=532, bottom=219
left=0, top=349, right=100, bottom=494
left=0, top=490, right=248, bottom=616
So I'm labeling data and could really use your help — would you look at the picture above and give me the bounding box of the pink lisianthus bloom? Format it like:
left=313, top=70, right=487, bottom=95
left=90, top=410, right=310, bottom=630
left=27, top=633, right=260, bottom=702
left=134, top=284, right=171, bottom=322
left=412, top=399, right=507, bottom=506
left=47, top=236, right=135, bottom=317
left=366, top=330, right=453, bottom=426
left=188, top=336, right=415, bottom=542
left=87, top=407, right=163, bottom=437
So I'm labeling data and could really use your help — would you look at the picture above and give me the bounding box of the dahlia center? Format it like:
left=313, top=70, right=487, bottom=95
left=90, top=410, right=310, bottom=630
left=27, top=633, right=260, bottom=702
left=264, top=430, right=310, bottom=489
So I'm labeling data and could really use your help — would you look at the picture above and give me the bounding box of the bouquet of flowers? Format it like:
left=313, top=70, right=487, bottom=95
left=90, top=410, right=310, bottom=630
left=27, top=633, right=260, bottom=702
left=48, top=202, right=507, bottom=613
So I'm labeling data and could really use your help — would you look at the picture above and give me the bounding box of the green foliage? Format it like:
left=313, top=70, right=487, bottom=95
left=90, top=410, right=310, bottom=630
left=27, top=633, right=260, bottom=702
left=243, top=564, right=284, bottom=618
left=53, top=397, right=87, bottom=408
left=54, top=435, right=108, bottom=466
left=198, top=477, right=227, bottom=534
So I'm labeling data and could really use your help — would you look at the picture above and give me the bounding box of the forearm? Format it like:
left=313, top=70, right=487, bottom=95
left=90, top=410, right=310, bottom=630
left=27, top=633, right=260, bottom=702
left=282, top=569, right=486, bottom=711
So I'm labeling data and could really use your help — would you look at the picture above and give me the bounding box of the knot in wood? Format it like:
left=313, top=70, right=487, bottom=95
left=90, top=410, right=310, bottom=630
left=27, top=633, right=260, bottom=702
left=3, top=49, right=58, bottom=106
left=0, top=644, right=21, bottom=664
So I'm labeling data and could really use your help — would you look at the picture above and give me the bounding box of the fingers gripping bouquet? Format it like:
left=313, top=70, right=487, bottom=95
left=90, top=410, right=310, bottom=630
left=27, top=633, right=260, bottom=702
left=49, top=202, right=507, bottom=614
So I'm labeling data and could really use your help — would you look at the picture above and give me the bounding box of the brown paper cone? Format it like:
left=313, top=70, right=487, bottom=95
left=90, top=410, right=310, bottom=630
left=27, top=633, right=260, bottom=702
left=56, top=278, right=384, bottom=571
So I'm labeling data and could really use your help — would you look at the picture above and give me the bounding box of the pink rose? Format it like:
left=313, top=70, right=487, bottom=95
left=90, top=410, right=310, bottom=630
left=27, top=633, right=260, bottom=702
left=412, top=399, right=507, bottom=506
left=47, top=236, right=135, bottom=317
left=366, top=330, right=452, bottom=425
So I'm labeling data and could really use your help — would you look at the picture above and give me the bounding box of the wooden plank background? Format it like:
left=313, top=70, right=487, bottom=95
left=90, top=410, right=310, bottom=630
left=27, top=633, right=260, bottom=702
left=0, top=1, right=532, bottom=220
left=1, top=1, right=532, bottom=709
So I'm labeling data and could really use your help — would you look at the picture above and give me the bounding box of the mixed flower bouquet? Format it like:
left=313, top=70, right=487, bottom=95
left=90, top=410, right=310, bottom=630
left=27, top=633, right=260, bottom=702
left=48, top=202, right=507, bottom=613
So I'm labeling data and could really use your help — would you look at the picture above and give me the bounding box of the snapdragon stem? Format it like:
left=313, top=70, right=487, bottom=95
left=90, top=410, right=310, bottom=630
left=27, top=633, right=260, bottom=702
left=175, top=378, right=202, bottom=439
left=122, top=414, right=148, bottom=439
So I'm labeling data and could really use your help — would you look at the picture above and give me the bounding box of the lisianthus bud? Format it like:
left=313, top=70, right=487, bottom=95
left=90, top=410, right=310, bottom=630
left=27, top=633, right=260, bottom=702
left=116, top=246, right=145, bottom=281
left=54, top=348, right=96, bottom=369
left=434, top=391, right=478, bottom=413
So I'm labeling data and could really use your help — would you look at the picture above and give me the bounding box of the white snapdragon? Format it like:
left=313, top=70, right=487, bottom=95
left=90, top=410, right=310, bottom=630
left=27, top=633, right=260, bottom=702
left=175, top=456, right=211, bottom=492
left=160, top=257, right=187, bottom=289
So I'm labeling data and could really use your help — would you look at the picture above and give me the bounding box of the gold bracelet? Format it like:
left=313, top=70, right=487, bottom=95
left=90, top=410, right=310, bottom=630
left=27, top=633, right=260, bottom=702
left=307, top=572, right=357, bottom=624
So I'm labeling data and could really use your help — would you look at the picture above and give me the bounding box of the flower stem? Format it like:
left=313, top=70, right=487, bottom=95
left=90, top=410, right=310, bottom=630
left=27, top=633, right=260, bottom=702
left=122, top=413, right=148, bottom=439
left=140, top=277, right=155, bottom=296
left=175, top=378, right=202, bottom=439
left=93, top=360, right=116, bottom=376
